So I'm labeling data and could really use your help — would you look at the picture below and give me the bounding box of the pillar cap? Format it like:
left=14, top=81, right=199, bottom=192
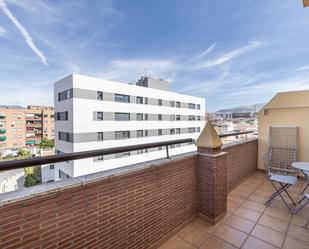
left=196, top=121, right=223, bottom=148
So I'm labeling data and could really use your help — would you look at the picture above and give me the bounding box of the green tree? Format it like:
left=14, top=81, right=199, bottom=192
left=24, top=166, right=41, bottom=187
left=17, top=149, right=30, bottom=157
left=39, top=139, right=54, bottom=149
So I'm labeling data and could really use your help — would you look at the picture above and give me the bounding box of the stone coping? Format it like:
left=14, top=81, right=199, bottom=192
left=0, top=152, right=196, bottom=207
left=222, top=137, right=257, bottom=149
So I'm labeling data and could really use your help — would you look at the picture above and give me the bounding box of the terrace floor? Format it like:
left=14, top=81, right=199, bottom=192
left=159, top=172, right=309, bottom=249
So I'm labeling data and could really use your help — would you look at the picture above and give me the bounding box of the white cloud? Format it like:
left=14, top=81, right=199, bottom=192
left=194, top=41, right=263, bottom=69
left=295, top=65, right=309, bottom=72
left=0, top=25, right=7, bottom=36
left=0, top=0, right=48, bottom=65
left=190, top=42, right=217, bottom=62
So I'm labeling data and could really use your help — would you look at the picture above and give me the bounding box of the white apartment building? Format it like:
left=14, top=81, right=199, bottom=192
left=53, top=74, right=205, bottom=181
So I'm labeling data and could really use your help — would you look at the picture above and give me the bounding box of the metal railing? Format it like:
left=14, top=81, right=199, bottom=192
left=219, top=130, right=255, bottom=139
left=0, top=138, right=193, bottom=172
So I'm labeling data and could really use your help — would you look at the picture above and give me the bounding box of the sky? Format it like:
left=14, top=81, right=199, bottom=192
left=0, top=0, right=309, bottom=111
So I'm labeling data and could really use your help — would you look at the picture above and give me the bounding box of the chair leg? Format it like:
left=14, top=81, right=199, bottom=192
left=279, top=182, right=296, bottom=205
left=265, top=181, right=293, bottom=211
left=294, top=198, right=309, bottom=215
left=301, top=183, right=309, bottom=194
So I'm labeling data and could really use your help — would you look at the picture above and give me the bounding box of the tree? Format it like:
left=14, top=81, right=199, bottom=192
left=24, top=166, right=41, bottom=187
left=39, top=139, right=54, bottom=149
left=17, top=148, right=30, bottom=157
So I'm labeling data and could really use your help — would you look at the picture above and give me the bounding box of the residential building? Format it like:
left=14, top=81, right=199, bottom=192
left=258, top=90, right=309, bottom=170
left=53, top=74, right=205, bottom=180
left=0, top=105, right=54, bottom=150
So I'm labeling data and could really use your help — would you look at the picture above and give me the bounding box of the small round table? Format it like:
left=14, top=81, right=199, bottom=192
left=291, top=162, right=309, bottom=213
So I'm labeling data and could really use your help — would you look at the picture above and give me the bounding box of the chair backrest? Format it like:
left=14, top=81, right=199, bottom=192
left=267, top=126, right=298, bottom=175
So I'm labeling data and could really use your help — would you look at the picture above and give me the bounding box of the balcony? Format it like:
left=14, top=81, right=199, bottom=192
left=0, top=113, right=6, bottom=119
left=0, top=126, right=307, bottom=249
left=0, top=128, right=6, bottom=134
left=0, top=135, right=6, bottom=141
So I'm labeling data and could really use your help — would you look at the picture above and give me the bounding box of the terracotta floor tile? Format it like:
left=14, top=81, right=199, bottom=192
left=248, top=193, right=268, bottom=204
left=264, top=207, right=291, bottom=222
left=287, top=224, right=309, bottom=243
left=250, top=224, right=285, bottom=248
left=158, top=235, right=196, bottom=249
left=225, top=215, right=255, bottom=234
left=241, top=200, right=266, bottom=213
left=228, top=196, right=245, bottom=206
left=200, top=236, right=237, bottom=249
left=283, top=235, right=309, bottom=249
left=214, top=224, right=247, bottom=248
left=242, top=236, right=280, bottom=249
left=177, top=223, right=211, bottom=248
left=234, top=207, right=261, bottom=222
left=258, top=214, right=289, bottom=233
left=290, top=214, right=307, bottom=227
left=227, top=200, right=240, bottom=213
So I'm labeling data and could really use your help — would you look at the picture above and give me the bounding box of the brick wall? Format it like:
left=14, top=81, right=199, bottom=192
left=0, top=155, right=197, bottom=249
left=223, top=138, right=258, bottom=191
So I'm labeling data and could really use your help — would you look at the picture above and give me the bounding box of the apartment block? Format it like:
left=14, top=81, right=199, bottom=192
left=0, top=105, right=54, bottom=150
left=54, top=74, right=205, bottom=180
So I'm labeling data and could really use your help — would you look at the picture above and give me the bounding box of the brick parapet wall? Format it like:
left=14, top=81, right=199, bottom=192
left=222, top=138, right=258, bottom=191
left=0, top=154, right=197, bottom=249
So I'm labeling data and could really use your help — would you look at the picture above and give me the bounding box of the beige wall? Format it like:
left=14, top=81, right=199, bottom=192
left=258, top=90, right=309, bottom=169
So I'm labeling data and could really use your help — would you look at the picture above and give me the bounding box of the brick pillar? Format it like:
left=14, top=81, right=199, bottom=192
left=196, top=121, right=227, bottom=224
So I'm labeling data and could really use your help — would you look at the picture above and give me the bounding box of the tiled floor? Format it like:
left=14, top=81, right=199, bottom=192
left=158, top=172, right=309, bottom=249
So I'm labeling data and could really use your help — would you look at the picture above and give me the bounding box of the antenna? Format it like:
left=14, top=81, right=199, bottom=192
left=144, top=68, right=147, bottom=77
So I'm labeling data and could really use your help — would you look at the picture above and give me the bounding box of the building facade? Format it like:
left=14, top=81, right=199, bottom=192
left=0, top=105, right=54, bottom=150
left=53, top=74, right=205, bottom=180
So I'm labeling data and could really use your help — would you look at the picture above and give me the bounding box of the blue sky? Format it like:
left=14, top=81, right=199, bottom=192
left=0, top=0, right=309, bottom=111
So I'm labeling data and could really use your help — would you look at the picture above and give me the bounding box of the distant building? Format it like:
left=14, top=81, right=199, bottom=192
left=53, top=74, right=205, bottom=181
left=0, top=105, right=54, bottom=150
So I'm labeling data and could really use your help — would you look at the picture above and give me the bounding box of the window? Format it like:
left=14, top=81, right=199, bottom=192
left=176, top=128, right=181, bottom=134
left=145, top=97, right=148, bottom=104
left=97, top=112, right=103, bottom=121
left=137, top=150, right=143, bottom=154
left=137, top=113, right=143, bottom=121
left=188, top=103, right=196, bottom=109
left=197, top=116, right=201, bottom=121
left=58, top=132, right=73, bottom=142
left=136, top=96, right=143, bottom=104
left=137, top=130, right=143, bottom=138
left=97, top=132, right=103, bottom=141
left=115, top=131, right=130, bottom=140
left=58, top=89, right=73, bottom=101
left=97, top=91, right=103, bottom=100
left=115, top=113, right=130, bottom=121
left=176, top=101, right=181, bottom=108
left=115, top=94, right=130, bottom=103
left=59, top=170, right=70, bottom=180
left=55, top=112, right=68, bottom=121
left=115, top=152, right=130, bottom=158
left=145, top=114, right=148, bottom=121
left=158, top=114, right=162, bottom=121
left=158, top=99, right=162, bottom=106
left=170, top=115, right=175, bottom=121
left=188, top=127, right=196, bottom=133
left=158, top=129, right=162, bottom=136
left=49, top=165, right=54, bottom=170
left=176, top=115, right=180, bottom=121
left=197, top=104, right=201, bottom=110
left=55, top=150, right=64, bottom=155
left=170, top=101, right=175, bottom=107
left=145, top=130, right=148, bottom=137
left=170, top=128, right=175, bottom=135
left=96, top=156, right=104, bottom=161
left=188, top=115, right=196, bottom=121
left=197, top=127, right=201, bottom=132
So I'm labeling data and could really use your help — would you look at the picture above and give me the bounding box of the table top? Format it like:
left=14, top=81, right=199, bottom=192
left=292, top=162, right=309, bottom=171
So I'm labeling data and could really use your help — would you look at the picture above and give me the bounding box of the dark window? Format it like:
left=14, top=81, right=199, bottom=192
left=170, top=128, right=175, bottom=135
left=158, top=129, right=162, bottom=136
left=145, top=130, right=148, bottom=137
left=145, top=97, right=148, bottom=104
left=158, top=99, right=162, bottom=106
left=176, top=128, right=180, bottom=134
left=170, top=101, right=175, bottom=107
left=58, top=89, right=73, bottom=101
left=188, top=127, right=196, bottom=133
left=137, top=130, right=143, bottom=138
left=97, top=112, right=103, bottom=121
left=56, top=111, right=68, bottom=121
left=59, top=170, right=70, bottom=180
left=197, top=127, right=201, bottom=132
left=96, top=156, right=104, bottom=161
left=97, top=91, right=103, bottom=100
left=145, top=114, right=148, bottom=121
left=115, top=113, right=130, bottom=121
left=58, top=132, right=73, bottom=142
left=176, top=101, right=181, bottom=108
left=188, top=115, right=196, bottom=121
left=137, top=113, right=143, bottom=121
left=197, top=116, right=201, bottom=121
left=158, top=114, right=162, bottom=121
left=49, top=165, right=54, bottom=170
left=115, top=131, right=130, bottom=140
left=197, top=104, right=201, bottom=110
left=188, top=103, right=196, bottom=109
left=97, top=132, right=103, bottom=141
left=136, top=96, right=143, bottom=104
left=115, top=94, right=130, bottom=103
left=176, top=115, right=180, bottom=121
